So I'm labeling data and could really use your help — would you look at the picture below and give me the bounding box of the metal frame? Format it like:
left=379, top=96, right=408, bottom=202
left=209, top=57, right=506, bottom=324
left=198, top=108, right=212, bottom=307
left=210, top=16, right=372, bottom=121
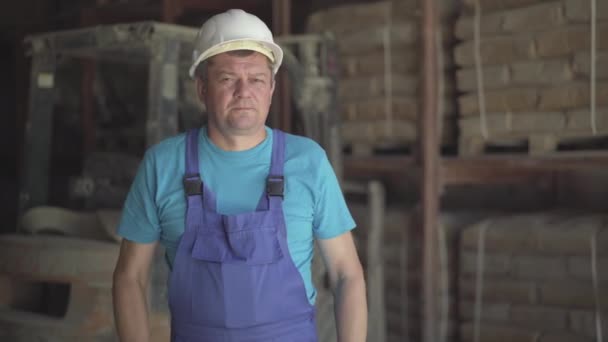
left=20, top=22, right=197, bottom=211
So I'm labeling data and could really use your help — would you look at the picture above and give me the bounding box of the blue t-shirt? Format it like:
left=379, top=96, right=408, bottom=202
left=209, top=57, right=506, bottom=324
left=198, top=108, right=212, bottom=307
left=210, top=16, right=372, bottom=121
left=117, top=126, right=356, bottom=304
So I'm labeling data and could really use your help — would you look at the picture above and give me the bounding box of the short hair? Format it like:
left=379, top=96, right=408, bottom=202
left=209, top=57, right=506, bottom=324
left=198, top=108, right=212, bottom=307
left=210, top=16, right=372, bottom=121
left=194, top=50, right=274, bottom=84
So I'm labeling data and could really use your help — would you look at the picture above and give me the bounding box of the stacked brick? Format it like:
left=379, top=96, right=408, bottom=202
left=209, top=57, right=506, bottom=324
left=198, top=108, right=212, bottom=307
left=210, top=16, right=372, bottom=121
left=459, top=213, right=608, bottom=342
left=307, top=1, right=457, bottom=154
left=455, top=0, right=608, bottom=155
left=350, top=202, right=488, bottom=342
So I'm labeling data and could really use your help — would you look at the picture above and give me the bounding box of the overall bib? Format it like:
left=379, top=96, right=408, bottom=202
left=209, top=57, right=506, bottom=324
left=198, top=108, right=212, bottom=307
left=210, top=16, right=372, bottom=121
left=168, top=128, right=318, bottom=342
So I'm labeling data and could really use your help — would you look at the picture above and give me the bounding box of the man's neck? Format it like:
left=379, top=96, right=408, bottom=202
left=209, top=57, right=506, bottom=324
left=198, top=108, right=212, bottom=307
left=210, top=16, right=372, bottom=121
left=207, top=126, right=267, bottom=151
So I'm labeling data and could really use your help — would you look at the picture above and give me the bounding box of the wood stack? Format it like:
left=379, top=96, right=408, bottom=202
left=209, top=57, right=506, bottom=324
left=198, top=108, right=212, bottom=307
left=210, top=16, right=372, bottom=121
left=350, top=202, right=488, bottom=342
left=455, top=0, right=608, bottom=155
left=459, top=213, right=608, bottom=342
left=307, top=0, right=458, bottom=155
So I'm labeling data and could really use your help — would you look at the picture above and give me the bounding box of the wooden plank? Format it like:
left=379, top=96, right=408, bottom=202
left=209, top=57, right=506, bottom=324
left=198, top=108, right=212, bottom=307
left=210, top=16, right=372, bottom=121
left=343, top=153, right=608, bottom=185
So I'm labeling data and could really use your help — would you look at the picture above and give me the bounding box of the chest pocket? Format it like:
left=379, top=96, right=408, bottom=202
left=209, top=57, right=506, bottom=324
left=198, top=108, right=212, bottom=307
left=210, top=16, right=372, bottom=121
left=191, top=226, right=283, bottom=265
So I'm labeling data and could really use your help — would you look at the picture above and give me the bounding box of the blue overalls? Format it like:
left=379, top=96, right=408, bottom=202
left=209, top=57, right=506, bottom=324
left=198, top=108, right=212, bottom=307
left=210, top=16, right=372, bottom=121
left=168, top=128, right=318, bottom=342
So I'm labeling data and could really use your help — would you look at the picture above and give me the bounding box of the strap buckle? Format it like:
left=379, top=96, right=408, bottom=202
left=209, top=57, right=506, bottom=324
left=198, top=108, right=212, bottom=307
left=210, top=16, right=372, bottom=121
left=266, top=175, right=284, bottom=197
left=183, top=174, right=203, bottom=196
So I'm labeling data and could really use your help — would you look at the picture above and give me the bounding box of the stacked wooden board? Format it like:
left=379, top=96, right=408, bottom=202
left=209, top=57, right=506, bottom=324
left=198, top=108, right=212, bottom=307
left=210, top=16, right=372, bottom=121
left=455, top=0, right=608, bottom=155
left=459, top=213, right=608, bottom=342
left=350, top=202, right=489, bottom=342
left=307, top=0, right=458, bottom=154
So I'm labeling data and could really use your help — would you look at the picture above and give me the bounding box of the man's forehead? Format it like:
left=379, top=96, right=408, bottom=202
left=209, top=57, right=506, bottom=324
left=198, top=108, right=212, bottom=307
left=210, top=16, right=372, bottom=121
left=209, top=51, right=271, bottom=67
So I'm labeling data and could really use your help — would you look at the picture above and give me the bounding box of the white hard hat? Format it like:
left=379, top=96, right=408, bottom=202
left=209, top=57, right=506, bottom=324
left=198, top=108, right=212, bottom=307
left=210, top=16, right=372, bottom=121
left=189, top=9, right=283, bottom=78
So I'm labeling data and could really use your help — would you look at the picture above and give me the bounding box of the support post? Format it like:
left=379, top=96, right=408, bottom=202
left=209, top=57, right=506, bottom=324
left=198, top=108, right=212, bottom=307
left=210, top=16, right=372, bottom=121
left=272, top=0, right=292, bottom=132
left=20, top=54, right=57, bottom=211
left=420, top=0, right=441, bottom=341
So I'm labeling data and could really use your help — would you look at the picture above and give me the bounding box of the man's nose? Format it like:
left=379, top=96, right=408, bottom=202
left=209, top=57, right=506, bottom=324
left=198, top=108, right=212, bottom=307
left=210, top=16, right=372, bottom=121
left=234, top=78, right=252, bottom=98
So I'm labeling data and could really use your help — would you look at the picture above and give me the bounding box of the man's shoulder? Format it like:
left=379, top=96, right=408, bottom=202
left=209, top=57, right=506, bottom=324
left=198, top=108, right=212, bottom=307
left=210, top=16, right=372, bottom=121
left=145, top=132, right=187, bottom=160
left=283, top=132, right=325, bottom=159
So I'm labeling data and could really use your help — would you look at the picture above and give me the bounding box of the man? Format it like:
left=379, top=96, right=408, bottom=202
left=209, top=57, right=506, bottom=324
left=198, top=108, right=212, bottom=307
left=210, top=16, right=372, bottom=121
left=112, top=9, right=367, bottom=342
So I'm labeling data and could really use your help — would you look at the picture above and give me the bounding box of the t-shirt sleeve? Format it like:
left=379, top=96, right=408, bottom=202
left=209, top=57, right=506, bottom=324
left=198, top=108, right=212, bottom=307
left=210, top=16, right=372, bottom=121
left=117, top=150, right=161, bottom=243
left=312, top=152, right=356, bottom=239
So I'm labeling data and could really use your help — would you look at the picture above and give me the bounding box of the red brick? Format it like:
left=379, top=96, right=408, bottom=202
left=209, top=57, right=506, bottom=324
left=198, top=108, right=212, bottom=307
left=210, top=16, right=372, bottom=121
left=509, top=305, right=569, bottom=330
left=564, top=0, right=608, bottom=22
left=538, top=82, right=608, bottom=111
left=455, top=35, right=536, bottom=67
left=538, top=332, right=594, bottom=342
left=512, top=255, right=568, bottom=279
left=569, top=310, right=608, bottom=339
left=459, top=112, right=566, bottom=137
left=510, top=59, right=574, bottom=85
left=538, top=280, right=608, bottom=309
left=501, top=1, right=566, bottom=33
left=455, top=12, right=504, bottom=40
left=461, top=0, right=547, bottom=13
left=306, top=1, right=391, bottom=34
left=460, top=251, right=512, bottom=276
left=338, top=22, right=418, bottom=55
left=458, top=87, right=539, bottom=116
left=459, top=301, right=511, bottom=322
left=340, top=48, right=419, bottom=77
left=338, top=74, right=418, bottom=100
left=573, top=51, right=608, bottom=79
left=536, top=23, right=608, bottom=58
left=566, top=108, right=608, bottom=132
left=456, top=65, right=510, bottom=91
left=460, top=322, right=540, bottom=342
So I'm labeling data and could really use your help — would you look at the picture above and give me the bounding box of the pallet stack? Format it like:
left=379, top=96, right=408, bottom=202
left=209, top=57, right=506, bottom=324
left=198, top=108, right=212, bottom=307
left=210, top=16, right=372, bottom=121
left=459, top=213, right=608, bottom=342
left=455, top=0, right=608, bottom=155
left=307, top=0, right=457, bottom=155
left=350, top=202, right=488, bottom=342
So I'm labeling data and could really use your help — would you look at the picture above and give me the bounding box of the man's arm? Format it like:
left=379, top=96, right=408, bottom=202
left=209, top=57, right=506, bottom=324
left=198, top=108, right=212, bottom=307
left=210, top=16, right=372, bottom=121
left=112, top=239, right=158, bottom=342
left=318, top=231, right=367, bottom=342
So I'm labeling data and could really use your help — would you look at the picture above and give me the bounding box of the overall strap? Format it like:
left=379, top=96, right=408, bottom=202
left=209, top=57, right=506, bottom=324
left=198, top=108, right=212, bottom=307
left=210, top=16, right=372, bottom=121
left=185, top=128, right=200, bottom=178
left=266, top=129, right=285, bottom=210
left=184, top=129, right=204, bottom=233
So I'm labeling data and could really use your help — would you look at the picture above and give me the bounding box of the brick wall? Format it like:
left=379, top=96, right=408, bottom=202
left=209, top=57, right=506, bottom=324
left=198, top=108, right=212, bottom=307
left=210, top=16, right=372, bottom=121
left=455, top=0, right=608, bottom=155
left=307, top=0, right=458, bottom=152
left=459, top=212, right=608, bottom=342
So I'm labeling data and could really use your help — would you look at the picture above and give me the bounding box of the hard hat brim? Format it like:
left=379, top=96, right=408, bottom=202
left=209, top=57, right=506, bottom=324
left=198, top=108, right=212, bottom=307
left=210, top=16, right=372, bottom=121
left=188, top=38, right=283, bottom=78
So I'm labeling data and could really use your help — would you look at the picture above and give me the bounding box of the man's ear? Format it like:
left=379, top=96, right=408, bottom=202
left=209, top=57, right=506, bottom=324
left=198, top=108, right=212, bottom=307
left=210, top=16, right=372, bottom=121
left=195, top=77, right=206, bottom=103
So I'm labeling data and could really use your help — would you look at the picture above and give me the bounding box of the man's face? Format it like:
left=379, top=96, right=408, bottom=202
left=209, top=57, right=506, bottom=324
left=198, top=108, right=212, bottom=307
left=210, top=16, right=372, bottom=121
left=197, top=51, right=275, bottom=137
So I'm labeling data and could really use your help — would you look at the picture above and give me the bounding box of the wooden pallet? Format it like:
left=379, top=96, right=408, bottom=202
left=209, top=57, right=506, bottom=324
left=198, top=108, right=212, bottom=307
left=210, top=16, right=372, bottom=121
left=459, top=133, right=608, bottom=156
left=344, top=140, right=417, bottom=157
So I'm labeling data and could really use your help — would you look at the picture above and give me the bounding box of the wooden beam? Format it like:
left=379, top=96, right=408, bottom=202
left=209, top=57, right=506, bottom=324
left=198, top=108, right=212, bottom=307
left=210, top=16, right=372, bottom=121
left=344, top=153, right=608, bottom=186
left=420, top=0, right=441, bottom=340
left=180, top=0, right=264, bottom=12
left=272, top=0, right=292, bottom=132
